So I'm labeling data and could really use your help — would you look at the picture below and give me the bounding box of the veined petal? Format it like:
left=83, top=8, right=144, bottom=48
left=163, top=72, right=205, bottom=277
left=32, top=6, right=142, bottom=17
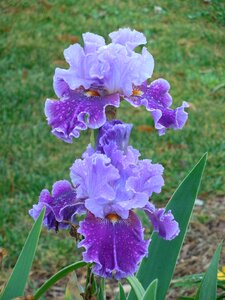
left=78, top=211, right=149, bottom=279
left=144, top=203, right=180, bottom=240
left=45, top=90, right=120, bottom=143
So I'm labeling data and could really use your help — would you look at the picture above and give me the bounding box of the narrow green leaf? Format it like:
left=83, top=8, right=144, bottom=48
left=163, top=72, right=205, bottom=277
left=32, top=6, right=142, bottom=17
left=0, top=208, right=45, bottom=300
left=142, top=279, right=158, bottom=300
left=34, top=261, right=86, bottom=299
left=128, top=153, right=207, bottom=300
left=127, top=276, right=145, bottom=300
left=119, top=283, right=127, bottom=300
left=195, top=242, right=222, bottom=300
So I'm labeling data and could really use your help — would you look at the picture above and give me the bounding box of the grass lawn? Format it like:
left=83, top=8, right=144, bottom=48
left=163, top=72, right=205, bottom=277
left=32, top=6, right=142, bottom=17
left=0, top=0, right=224, bottom=294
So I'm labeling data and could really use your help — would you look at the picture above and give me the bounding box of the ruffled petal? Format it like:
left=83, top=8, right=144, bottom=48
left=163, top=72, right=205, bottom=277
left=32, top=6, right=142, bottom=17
left=78, top=211, right=149, bottom=279
left=109, top=28, right=147, bottom=51
left=144, top=203, right=180, bottom=240
left=70, top=153, right=120, bottom=218
left=76, top=121, right=162, bottom=218
left=125, top=78, right=189, bottom=134
left=29, top=180, right=84, bottom=230
left=97, top=43, right=153, bottom=96
left=82, top=32, right=105, bottom=53
left=126, top=159, right=164, bottom=198
left=53, top=44, right=100, bottom=97
left=45, top=90, right=120, bottom=143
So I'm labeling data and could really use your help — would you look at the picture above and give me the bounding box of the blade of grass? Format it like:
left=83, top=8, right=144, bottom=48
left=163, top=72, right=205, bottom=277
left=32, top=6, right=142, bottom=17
left=0, top=208, right=45, bottom=300
left=128, top=153, right=207, bottom=300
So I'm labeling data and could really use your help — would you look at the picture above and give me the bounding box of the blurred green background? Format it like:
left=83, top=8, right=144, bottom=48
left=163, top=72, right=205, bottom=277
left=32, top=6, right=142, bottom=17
left=0, top=0, right=224, bottom=291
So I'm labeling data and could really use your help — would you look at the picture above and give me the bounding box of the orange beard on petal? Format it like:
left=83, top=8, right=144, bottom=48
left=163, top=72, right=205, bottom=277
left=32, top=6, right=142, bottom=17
left=132, top=89, right=143, bottom=97
left=85, top=90, right=101, bottom=97
left=106, top=213, right=120, bottom=223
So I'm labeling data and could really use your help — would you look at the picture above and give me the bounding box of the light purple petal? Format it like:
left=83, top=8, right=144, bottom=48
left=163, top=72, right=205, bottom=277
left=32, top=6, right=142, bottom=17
left=126, top=160, right=164, bottom=197
left=53, top=30, right=154, bottom=99
left=70, top=153, right=120, bottom=218
left=29, top=180, right=84, bottom=230
left=125, top=78, right=189, bottom=134
left=97, top=43, right=153, bottom=96
left=45, top=90, right=120, bottom=143
left=53, top=43, right=101, bottom=97
left=78, top=211, right=149, bottom=279
left=144, top=203, right=180, bottom=240
left=83, top=32, right=105, bottom=53
left=109, top=28, right=147, bottom=51
left=64, top=44, right=85, bottom=70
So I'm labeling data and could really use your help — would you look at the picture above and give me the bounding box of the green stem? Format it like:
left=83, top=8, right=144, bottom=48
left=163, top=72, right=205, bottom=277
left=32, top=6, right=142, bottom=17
left=84, top=265, right=94, bottom=300
left=34, top=261, right=87, bottom=299
left=90, top=129, right=95, bottom=148
left=97, top=278, right=106, bottom=300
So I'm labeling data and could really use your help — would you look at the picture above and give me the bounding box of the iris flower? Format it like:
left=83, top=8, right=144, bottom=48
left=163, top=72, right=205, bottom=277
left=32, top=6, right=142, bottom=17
left=30, top=121, right=179, bottom=279
left=45, top=28, right=188, bottom=142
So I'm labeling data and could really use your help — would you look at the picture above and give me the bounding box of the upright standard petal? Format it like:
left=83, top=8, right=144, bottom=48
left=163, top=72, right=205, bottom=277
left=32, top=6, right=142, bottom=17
left=97, top=120, right=133, bottom=153
left=126, top=159, right=164, bottom=198
left=45, top=90, right=120, bottom=143
left=144, top=203, right=180, bottom=240
left=96, top=43, right=153, bottom=96
left=70, top=153, right=120, bottom=218
left=29, top=180, right=83, bottom=230
left=78, top=211, right=149, bottom=279
left=125, top=78, right=189, bottom=134
left=54, top=42, right=104, bottom=98
left=82, top=32, right=106, bottom=53
left=109, top=28, right=147, bottom=51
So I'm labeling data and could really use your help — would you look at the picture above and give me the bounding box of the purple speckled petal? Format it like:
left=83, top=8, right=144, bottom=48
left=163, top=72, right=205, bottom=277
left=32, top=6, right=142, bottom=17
left=70, top=153, right=120, bottom=218
left=144, top=203, right=180, bottom=240
left=125, top=78, right=189, bottom=134
left=78, top=211, right=149, bottom=279
left=29, top=180, right=84, bottom=230
left=109, top=28, right=147, bottom=51
left=45, top=90, right=120, bottom=143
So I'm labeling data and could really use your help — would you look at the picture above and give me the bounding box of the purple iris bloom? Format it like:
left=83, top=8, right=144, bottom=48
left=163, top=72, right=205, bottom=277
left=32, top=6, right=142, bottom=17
left=30, top=121, right=179, bottom=278
left=45, top=28, right=188, bottom=142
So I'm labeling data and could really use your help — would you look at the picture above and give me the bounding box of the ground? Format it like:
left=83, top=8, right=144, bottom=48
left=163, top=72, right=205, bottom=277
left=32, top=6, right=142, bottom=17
left=0, top=0, right=225, bottom=299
